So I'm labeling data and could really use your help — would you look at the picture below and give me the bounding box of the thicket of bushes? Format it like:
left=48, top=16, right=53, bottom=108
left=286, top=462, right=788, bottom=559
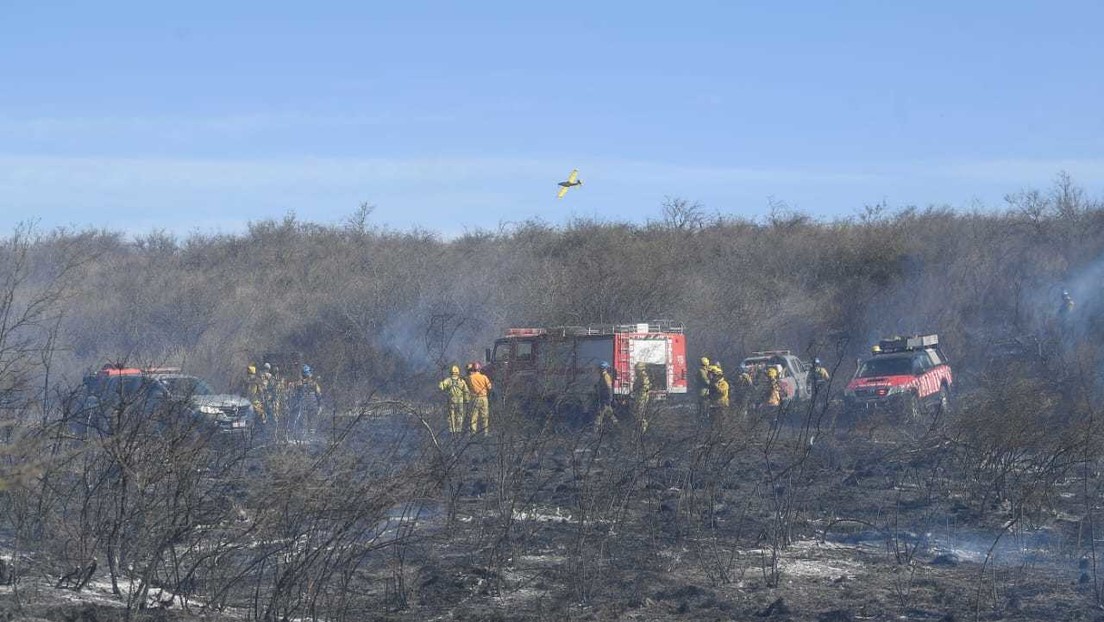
left=4, top=174, right=1100, bottom=408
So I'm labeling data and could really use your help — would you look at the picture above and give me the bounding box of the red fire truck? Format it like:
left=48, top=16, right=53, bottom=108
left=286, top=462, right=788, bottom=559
left=485, top=321, right=688, bottom=412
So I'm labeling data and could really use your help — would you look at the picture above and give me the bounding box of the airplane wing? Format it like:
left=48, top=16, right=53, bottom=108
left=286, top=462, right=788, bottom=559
left=566, top=169, right=578, bottom=184
left=557, top=186, right=569, bottom=199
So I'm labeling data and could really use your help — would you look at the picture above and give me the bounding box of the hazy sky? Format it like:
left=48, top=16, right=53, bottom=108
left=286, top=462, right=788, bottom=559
left=2, top=1, right=1103, bottom=235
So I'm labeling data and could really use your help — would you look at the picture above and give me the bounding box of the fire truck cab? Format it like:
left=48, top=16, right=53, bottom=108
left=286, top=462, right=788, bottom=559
left=486, top=321, right=688, bottom=413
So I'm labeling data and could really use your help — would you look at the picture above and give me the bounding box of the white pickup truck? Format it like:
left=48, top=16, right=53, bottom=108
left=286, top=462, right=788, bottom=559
left=738, top=350, right=812, bottom=405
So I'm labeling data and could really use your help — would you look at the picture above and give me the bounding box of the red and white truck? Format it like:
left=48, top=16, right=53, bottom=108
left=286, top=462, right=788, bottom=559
left=485, top=321, right=688, bottom=412
left=843, top=334, right=954, bottom=420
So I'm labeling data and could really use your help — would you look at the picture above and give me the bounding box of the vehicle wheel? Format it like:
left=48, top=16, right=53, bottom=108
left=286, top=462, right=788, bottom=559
left=903, top=392, right=922, bottom=423
left=937, top=386, right=951, bottom=416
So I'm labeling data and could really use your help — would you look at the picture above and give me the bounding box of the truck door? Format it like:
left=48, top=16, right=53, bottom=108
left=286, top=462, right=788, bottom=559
left=575, top=337, right=615, bottom=397
left=490, top=341, right=513, bottom=381
left=491, top=339, right=537, bottom=400
left=540, top=339, right=576, bottom=397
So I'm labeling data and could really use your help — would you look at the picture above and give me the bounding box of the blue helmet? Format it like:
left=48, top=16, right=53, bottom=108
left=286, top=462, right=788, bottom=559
left=302, top=364, right=313, bottom=377
left=599, top=361, right=610, bottom=369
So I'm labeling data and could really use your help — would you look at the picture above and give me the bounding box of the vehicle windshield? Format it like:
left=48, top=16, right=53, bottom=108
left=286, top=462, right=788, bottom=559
left=857, top=356, right=914, bottom=378
left=157, top=376, right=214, bottom=397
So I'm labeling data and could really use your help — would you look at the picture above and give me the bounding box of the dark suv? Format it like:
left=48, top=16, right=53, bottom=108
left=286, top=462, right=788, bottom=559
left=79, top=368, right=254, bottom=436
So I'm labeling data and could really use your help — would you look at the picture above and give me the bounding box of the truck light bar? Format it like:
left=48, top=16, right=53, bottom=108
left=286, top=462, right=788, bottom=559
left=877, top=334, right=939, bottom=353
left=97, top=365, right=143, bottom=377
left=505, top=328, right=547, bottom=337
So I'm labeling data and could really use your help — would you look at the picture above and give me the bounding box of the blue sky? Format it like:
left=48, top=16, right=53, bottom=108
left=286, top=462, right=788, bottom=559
left=2, top=1, right=1103, bottom=235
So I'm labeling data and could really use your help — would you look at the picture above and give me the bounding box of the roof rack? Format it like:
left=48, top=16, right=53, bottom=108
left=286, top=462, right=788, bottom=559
left=144, top=367, right=183, bottom=374
left=877, top=334, right=939, bottom=354
left=750, top=350, right=792, bottom=357
left=507, top=321, right=685, bottom=338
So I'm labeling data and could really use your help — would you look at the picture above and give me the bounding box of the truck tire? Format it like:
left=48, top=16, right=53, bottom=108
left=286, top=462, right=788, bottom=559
left=937, top=385, right=951, bottom=416
left=903, top=392, right=922, bottom=423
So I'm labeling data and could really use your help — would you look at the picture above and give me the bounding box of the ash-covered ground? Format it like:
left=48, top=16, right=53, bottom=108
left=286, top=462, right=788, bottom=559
left=4, top=396, right=1104, bottom=622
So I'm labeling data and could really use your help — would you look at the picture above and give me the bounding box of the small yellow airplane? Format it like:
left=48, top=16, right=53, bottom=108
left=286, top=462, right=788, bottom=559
left=557, top=169, right=583, bottom=199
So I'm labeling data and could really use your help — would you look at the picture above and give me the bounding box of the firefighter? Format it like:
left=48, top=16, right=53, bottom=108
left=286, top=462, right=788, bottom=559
left=764, top=366, right=782, bottom=407
left=438, top=365, right=470, bottom=434
left=697, top=357, right=712, bottom=416
left=808, top=357, right=830, bottom=408
left=466, top=361, right=493, bottom=435
left=708, top=365, right=729, bottom=429
left=632, top=362, right=652, bottom=432
left=291, top=364, right=323, bottom=435
left=733, top=364, right=754, bottom=419
left=245, top=364, right=266, bottom=422
left=1059, top=290, right=1075, bottom=318
left=260, top=363, right=277, bottom=423
left=271, top=365, right=287, bottom=424
left=257, top=363, right=275, bottom=425
left=595, top=362, right=617, bottom=429
left=808, top=358, right=830, bottom=393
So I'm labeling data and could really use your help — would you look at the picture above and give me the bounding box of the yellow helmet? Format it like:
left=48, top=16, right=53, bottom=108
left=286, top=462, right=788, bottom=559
left=700, top=357, right=710, bottom=366
left=709, top=364, right=723, bottom=375
left=635, top=361, right=647, bottom=370
left=450, top=365, right=460, bottom=375
left=247, top=364, right=257, bottom=375
left=766, top=367, right=779, bottom=379
left=871, top=344, right=882, bottom=354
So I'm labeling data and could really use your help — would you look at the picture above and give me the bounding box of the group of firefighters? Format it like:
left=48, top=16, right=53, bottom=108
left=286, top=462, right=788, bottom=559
left=595, top=361, right=652, bottom=432
left=438, top=362, right=494, bottom=435
left=695, top=356, right=831, bottom=424
left=245, top=362, right=323, bottom=433
left=437, top=359, right=654, bottom=435
left=435, top=354, right=833, bottom=435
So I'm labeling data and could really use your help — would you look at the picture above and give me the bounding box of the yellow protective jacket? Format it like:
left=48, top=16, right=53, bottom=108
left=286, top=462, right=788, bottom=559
left=766, top=379, right=782, bottom=406
left=467, top=371, right=493, bottom=397
left=697, top=365, right=711, bottom=397
left=246, top=374, right=264, bottom=398
left=711, top=377, right=730, bottom=407
left=439, top=375, right=470, bottom=404
left=596, top=370, right=615, bottom=410
left=633, top=369, right=651, bottom=396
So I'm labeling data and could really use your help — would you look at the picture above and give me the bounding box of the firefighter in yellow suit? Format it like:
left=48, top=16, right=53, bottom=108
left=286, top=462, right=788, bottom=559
left=439, top=365, right=470, bottom=433
left=697, top=357, right=712, bottom=416
left=632, top=362, right=652, bottom=432
left=595, top=362, right=617, bottom=429
left=708, top=365, right=730, bottom=429
left=466, top=362, right=493, bottom=435
left=765, top=366, right=782, bottom=407
left=734, top=364, right=754, bottom=419
left=245, top=364, right=266, bottom=422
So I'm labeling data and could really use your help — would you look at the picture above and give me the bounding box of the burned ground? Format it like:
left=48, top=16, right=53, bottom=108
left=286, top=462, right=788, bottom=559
left=4, top=393, right=1104, bottom=621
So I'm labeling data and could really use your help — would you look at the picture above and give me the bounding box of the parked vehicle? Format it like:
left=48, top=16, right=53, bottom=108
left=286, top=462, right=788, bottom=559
left=78, top=365, right=255, bottom=436
left=485, top=321, right=688, bottom=413
left=843, top=334, right=953, bottom=421
left=738, top=350, right=812, bottom=405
